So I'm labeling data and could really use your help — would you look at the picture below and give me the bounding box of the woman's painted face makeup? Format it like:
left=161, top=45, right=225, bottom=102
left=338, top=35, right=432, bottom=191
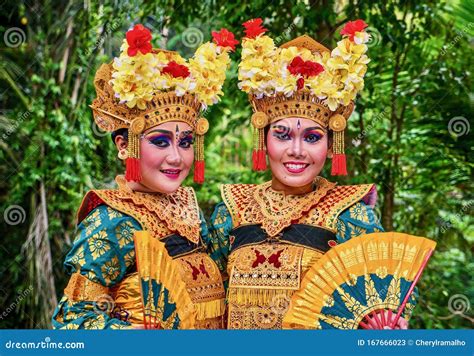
left=136, top=122, right=194, bottom=194
left=303, top=128, right=325, bottom=143
left=267, top=118, right=330, bottom=191
left=177, top=131, right=194, bottom=149
left=143, top=129, right=194, bottom=149
left=271, top=125, right=326, bottom=144
left=143, top=130, right=172, bottom=148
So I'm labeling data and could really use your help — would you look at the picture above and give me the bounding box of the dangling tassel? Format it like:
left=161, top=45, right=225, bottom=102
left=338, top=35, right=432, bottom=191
left=330, top=129, right=347, bottom=176
left=329, top=114, right=348, bottom=176
left=193, top=133, right=205, bottom=184
left=125, top=157, right=141, bottom=181
left=257, top=146, right=267, bottom=170
left=125, top=131, right=142, bottom=182
left=331, top=153, right=347, bottom=175
left=252, top=127, right=267, bottom=171
left=194, top=160, right=205, bottom=184
left=250, top=110, right=269, bottom=171
left=252, top=149, right=259, bottom=171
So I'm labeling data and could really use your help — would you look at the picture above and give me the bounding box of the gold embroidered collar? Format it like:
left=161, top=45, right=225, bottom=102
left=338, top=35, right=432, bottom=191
left=95, top=175, right=201, bottom=244
left=252, top=177, right=336, bottom=236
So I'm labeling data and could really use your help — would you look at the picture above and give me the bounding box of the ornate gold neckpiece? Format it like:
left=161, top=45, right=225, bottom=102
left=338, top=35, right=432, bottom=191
left=112, top=175, right=201, bottom=243
left=252, top=177, right=336, bottom=237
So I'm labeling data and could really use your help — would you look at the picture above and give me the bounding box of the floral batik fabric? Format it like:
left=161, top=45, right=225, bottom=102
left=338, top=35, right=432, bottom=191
left=52, top=205, right=141, bottom=329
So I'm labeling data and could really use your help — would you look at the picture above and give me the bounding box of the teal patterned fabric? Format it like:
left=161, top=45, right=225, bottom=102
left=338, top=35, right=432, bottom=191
left=335, top=201, right=384, bottom=243
left=52, top=204, right=142, bottom=329
left=52, top=204, right=210, bottom=329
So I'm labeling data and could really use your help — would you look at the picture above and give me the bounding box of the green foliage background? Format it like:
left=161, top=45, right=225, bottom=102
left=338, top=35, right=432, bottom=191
left=0, top=0, right=472, bottom=329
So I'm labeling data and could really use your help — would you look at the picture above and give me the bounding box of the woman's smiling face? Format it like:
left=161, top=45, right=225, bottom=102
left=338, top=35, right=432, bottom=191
left=266, top=117, right=330, bottom=193
left=115, top=121, right=194, bottom=194
left=138, top=121, right=194, bottom=193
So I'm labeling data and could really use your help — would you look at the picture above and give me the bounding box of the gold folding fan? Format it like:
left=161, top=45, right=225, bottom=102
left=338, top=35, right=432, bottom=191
left=134, top=231, right=197, bottom=329
left=282, top=232, right=436, bottom=329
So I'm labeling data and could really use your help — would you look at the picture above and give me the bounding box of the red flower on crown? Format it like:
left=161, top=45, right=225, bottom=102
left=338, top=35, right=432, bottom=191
left=243, top=18, right=267, bottom=39
left=126, top=24, right=152, bottom=57
left=287, top=56, right=325, bottom=89
left=340, top=19, right=368, bottom=42
left=162, top=61, right=190, bottom=78
left=212, top=28, right=239, bottom=51
left=296, top=78, right=305, bottom=90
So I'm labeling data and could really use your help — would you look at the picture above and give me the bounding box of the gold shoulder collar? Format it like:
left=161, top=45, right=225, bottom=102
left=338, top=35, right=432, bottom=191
left=221, top=177, right=336, bottom=237
left=77, top=175, right=201, bottom=244
left=220, top=183, right=257, bottom=228
left=312, top=183, right=376, bottom=230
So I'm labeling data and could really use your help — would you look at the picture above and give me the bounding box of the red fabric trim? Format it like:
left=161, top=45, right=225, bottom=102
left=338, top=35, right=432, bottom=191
left=77, top=192, right=105, bottom=224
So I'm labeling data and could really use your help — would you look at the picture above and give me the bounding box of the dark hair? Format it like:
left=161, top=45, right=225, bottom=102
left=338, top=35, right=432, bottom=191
left=111, top=128, right=128, bottom=143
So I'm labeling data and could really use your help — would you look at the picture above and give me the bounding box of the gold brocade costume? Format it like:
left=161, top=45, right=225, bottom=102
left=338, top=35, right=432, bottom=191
left=54, top=176, right=225, bottom=329
left=211, top=177, right=382, bottom=329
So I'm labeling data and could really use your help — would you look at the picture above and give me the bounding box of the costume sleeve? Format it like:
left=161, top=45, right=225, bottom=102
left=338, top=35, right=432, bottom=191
left=208, top=202, right=233, bottom=277
left=52, top=205, right=142, bottom=329
left=335, top=201, right=384, bottom=243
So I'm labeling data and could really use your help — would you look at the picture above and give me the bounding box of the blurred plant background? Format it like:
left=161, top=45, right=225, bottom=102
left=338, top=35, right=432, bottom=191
left=0, top=0, right=472, bottom=329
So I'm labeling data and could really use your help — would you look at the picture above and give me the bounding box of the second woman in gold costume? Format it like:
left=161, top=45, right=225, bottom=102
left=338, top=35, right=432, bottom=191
left=209, top=19, right=410, bottom=330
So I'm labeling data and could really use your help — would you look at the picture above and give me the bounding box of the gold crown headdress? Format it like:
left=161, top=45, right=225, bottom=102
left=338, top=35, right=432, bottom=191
left=91, top=24, right=238, bottom=183
left=238, top=19, right=371, bottom=175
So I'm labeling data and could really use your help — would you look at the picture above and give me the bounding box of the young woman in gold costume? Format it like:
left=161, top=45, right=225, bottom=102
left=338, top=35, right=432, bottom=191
left=52, top=24, right=238, bottom=329
left=209, top=19, right=410, bottom=330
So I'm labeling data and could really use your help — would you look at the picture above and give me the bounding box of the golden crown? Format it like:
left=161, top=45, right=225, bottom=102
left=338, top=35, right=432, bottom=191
left=249, top=92, right=355, bottom=130
left=91, top=63, right=204, bottom=135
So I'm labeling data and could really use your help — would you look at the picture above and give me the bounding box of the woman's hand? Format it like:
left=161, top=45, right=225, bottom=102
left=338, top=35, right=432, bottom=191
left=359, top=310, right=408, bottom=329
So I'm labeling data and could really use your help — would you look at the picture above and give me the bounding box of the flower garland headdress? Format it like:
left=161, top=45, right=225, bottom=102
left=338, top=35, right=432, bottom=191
left=238, top=19, right=370, bottom=175
left=91, top=24, right=238, bottom=183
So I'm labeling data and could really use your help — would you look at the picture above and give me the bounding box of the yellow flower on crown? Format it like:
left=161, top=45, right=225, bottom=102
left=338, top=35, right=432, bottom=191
left=238, top=20, right=370, bottom=106
left=188, top=42, right=231, bottom=106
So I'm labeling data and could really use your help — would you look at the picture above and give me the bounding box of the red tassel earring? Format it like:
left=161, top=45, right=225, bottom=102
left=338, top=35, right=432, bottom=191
left=193, top=118, right=209, bottom=184
left=125, top=131, right=142, bottom=182
left=251, top=111, right=268, bottom=171
left=125, top=117, right=145, bottom=182
left=329, top=114, right=348, bottom=176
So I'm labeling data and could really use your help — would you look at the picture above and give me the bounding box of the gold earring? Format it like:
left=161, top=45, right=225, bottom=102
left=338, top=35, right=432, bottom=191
left=118, top=149, right=128, bottom=160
